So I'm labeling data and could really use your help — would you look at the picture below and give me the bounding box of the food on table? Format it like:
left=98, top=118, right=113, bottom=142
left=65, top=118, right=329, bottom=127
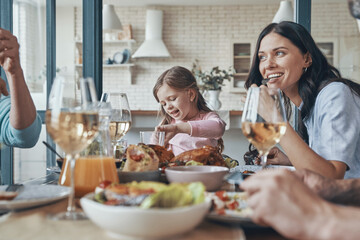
left=0, top=191, right=18, bottom=200
left=242, top=170, right=255, bottom=174
left=222, top=154, right=240, bottom=168
left=123, top=144, right=160, bottom=172
left=94, top=181, right=206, bottom=208
left=146, top=144, right=175, bottom=167
left=207, top=190, right=253, bottom=217
left=168, top=146, right=227, bottom=167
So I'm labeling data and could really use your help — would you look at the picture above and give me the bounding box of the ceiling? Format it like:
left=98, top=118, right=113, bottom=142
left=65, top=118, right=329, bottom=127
left=56, top=0, right=344, bottom=7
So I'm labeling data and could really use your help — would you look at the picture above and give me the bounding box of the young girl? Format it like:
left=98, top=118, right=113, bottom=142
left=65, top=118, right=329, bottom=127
left=153, top=66, right=226, bottom=156
left=245, top=21, right=360, bottom=179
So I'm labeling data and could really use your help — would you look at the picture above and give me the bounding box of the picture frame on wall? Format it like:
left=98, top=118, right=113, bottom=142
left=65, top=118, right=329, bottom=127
left=118, top=24, right=133, bottom=40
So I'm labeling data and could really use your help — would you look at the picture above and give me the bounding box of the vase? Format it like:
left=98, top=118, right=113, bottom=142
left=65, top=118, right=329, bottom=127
left=207, top=90, right=222, bottom=110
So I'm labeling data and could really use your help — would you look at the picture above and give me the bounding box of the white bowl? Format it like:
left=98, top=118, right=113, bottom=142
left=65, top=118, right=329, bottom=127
left=165, top=166, right=229, bottom=191
left=80, top=193, right=211, bottom=239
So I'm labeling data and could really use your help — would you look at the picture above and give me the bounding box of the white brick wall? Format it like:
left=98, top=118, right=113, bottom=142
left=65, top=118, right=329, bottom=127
left=74, top=2, right=358, bottom=111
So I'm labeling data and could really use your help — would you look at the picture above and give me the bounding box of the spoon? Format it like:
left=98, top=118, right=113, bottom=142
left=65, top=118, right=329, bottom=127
left=42, top=141, right=64, bottom=160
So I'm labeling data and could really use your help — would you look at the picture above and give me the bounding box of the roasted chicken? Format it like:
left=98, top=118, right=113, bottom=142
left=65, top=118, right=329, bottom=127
left=169, top=146, right=227, bottom=167
left=146, top=144, right=175, bottom=168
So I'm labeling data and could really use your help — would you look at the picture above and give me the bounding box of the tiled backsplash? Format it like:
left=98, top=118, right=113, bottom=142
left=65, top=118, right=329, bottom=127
left=74, top=2, right=357, bottom=111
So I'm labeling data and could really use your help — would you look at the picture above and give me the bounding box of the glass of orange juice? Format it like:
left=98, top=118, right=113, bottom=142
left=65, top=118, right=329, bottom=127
left=58, top=102, right=119, bottom=198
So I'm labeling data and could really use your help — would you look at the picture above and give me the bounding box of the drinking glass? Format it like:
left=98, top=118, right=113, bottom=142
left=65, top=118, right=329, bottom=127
left=104, top=93, right=132, bottom=158
left=241, top=87, right=287, bottom=168
left=140, top=131, right=165, bottom=146
left=46, top=76, right=99, bottom=220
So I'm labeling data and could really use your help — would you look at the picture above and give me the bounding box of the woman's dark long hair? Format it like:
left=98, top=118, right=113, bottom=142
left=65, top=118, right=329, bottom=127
left=153, top=66, right=224, bottom=152
left=245, top=21, right=360, bottom=143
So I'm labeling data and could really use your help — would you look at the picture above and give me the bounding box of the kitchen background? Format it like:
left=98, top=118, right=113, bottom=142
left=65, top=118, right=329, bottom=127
left=12, top=0, right=360, bottom=182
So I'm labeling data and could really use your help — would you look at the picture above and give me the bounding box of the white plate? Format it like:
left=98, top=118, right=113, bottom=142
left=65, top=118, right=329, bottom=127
left=206, top=192, right=265, bottom=228
left=112, top=51, right=123, bottom=64
left=0, top=185, right=70, bottom=211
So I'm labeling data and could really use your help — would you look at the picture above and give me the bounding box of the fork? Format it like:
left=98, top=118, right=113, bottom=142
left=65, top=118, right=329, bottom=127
left=5, top=183, right=24, bottom=192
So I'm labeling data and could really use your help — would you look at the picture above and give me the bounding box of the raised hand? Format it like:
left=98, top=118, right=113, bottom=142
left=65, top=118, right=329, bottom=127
left=0, top=28, right=21, bottom=74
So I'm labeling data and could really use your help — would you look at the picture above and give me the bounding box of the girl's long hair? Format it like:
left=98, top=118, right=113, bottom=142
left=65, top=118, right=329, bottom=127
left=245, top=21, right=360, bottom=143
left=153, top=66, right=224, bottom=152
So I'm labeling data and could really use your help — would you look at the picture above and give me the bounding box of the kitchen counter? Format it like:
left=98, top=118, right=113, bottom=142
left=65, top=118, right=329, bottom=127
left=131, top=110, right=243, bottom=129
left=131, top=110, right=243, bottom=115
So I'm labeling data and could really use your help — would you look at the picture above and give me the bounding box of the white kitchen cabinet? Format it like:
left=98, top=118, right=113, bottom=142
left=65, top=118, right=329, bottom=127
left=75, top=39, right=136, bottom=84
left=230, top=40, right=255, bottom=93
left=315, top=38, right=339, bottom=68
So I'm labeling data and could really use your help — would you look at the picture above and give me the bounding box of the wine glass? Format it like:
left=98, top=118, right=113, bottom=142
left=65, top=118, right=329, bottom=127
left=103, top=93, right=132, bottom=160
left=46, top=76, right=99, bottom=220
left=241, top=87, right=287, bottom=169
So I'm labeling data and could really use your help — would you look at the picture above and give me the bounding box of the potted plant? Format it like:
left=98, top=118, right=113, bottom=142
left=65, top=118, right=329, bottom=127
left=191, top=59, right=234, bottom=110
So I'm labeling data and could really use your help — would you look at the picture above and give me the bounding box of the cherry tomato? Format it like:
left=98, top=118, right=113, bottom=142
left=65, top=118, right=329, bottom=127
left=226, top=200, right=239, bottom=210
left=215, top=191, right=229, bottom=201
left=99, top=180, right=112, bottom=189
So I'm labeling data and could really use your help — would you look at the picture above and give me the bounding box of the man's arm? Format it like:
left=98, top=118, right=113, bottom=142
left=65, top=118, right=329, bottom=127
left=0, top=28, right=37, bottom=130
left=0, top=28, right=41, bottom=148
left=241, top=169, right=360, bottom=240
left=297, top=169, right=360, bottom=206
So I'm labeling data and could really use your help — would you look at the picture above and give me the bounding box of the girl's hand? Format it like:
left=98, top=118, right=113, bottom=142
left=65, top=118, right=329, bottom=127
left=266, top=147, right=292, bottom=166
left=155, top=122, right=191, bottom=146
left=155, top=125, right=177, bottom=146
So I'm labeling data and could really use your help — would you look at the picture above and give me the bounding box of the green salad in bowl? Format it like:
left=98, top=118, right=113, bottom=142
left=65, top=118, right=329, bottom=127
left=81, top=181, right=211, bottom=239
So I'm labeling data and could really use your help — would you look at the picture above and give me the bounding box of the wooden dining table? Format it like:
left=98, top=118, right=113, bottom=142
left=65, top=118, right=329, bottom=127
left=0, top=173, right=288, bottom=240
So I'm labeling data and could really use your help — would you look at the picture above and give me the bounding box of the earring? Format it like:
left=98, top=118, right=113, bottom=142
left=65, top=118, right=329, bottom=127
left=303, top=67, right=308, bottom=73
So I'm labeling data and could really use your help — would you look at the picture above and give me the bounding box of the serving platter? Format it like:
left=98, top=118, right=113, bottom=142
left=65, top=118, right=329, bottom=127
left=0, top=185, right=70, bottom=211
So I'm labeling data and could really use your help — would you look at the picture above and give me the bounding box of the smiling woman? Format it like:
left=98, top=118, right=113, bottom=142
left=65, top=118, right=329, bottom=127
left=245, top=21, right=360, bottom=179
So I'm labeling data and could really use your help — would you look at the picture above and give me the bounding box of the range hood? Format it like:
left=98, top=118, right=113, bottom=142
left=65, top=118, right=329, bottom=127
left=132, top=9, right=171, bottom=58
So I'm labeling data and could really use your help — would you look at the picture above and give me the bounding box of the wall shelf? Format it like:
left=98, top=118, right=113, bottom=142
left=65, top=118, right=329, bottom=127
left=75, top=39, right=136, bottom=84
left=75, top=64, right=135, bottom=68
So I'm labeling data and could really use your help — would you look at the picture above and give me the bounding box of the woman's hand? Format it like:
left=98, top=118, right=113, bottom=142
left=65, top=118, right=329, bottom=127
left=266, top=147, right=292, bottom=166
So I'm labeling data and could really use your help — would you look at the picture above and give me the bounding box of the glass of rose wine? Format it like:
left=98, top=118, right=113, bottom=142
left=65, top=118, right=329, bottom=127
left=46, top=76, right=99, bottom=220
left=241, top=87, right=287, bottom=168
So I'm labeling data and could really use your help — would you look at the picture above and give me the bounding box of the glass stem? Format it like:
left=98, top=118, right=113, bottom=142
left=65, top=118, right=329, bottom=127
left=66, top=154, right=76, bottom=213
left=261, top=154, right=268, bottom=170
